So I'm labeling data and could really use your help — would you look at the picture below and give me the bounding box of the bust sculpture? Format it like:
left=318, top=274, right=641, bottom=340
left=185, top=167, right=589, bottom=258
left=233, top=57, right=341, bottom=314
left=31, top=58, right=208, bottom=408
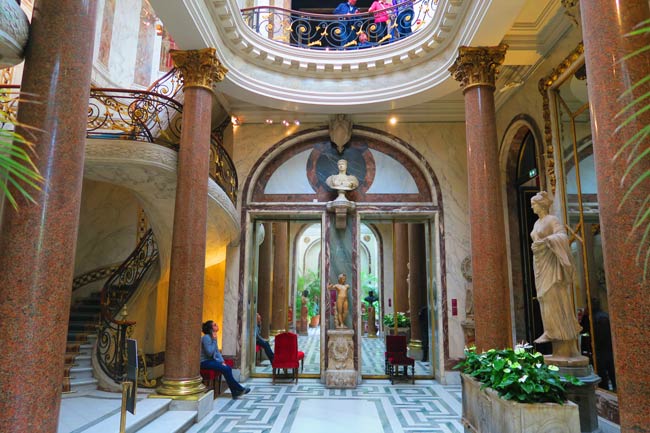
left=326, top=159, right=359, bottom=202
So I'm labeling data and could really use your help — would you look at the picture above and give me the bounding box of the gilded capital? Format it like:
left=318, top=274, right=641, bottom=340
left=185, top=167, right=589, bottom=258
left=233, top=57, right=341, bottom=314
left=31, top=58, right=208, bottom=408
left=449, top=44, right=508, bottom=92
left=170, top=48, right=228, bottom=92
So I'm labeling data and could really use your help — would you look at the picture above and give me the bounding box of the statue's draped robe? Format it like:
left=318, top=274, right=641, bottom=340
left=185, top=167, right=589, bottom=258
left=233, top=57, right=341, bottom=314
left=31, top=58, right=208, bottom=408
left=531, top=215, right=582, bottom=341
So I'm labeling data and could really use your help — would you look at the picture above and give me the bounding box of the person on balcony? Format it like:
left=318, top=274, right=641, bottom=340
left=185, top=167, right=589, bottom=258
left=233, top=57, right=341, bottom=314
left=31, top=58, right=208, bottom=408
left=368, top=0, right=393, bottom=43
left=333, top=0, right=360, bottom=47
left=201, top=320, right=251, bottom=399
left=256, top=313, right=274, bottom=362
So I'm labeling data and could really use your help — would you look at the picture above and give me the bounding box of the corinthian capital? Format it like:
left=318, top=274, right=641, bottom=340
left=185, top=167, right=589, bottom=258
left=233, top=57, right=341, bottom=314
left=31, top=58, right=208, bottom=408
left=170, top=48, right=228, bottom=92
left=449, top=44, right=508, bottom=92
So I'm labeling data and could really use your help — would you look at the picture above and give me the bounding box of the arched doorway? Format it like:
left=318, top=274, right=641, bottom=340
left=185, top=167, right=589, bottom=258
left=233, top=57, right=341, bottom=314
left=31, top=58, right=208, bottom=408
left=240, top=126, right=445, bottom=381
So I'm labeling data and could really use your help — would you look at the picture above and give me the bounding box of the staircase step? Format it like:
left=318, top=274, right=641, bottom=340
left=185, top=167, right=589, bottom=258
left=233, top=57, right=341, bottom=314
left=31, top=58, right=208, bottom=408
left=70, top=366, right=94, bottom=380
left=69, top=311, right=101, bottom=321
left=135, top=411, right=196, bottom=433
left=71, top=304, right=102, bottom=314
left=69, top=377, right=98, bottom=393
left=80, top=398, right=172, bottom=433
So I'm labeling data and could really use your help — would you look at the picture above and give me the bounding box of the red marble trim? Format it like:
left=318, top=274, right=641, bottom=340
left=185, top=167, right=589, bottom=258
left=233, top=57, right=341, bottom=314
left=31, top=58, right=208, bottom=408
left=251, top=131, right=433, bottom=203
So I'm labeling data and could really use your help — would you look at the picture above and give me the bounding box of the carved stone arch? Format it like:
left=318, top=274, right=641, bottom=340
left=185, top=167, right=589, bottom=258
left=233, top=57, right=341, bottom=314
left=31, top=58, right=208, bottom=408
left=238, top=125, right=453, bottom=372
left=241, top=126, right=441, bottom=207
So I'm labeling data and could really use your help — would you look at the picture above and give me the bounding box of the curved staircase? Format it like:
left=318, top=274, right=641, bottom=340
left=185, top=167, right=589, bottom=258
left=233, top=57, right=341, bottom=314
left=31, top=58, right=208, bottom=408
left=64, top=292, right=101, bottom=393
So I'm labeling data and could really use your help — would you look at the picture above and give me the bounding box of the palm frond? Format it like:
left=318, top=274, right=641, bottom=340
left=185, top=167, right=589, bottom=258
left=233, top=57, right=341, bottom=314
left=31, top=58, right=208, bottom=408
left=0, top=87, right=44, bottom=210
left=617, top=21, right=650, bottom=277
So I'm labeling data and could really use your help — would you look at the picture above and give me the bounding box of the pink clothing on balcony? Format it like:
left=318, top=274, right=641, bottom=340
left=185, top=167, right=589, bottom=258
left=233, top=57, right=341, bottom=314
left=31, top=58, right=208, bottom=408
left=368, top=0, right=392, bottom=23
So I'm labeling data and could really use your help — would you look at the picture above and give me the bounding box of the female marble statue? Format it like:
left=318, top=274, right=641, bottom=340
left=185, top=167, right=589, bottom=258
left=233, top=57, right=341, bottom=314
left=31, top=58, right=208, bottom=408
left=530, top=191, right=581, bottom=343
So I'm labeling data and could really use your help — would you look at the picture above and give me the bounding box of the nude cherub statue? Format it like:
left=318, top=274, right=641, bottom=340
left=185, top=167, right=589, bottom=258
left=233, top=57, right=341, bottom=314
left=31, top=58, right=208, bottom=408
left=326, top=159, right=359, bottom=201
left=328, top=273, right=349, bottom=328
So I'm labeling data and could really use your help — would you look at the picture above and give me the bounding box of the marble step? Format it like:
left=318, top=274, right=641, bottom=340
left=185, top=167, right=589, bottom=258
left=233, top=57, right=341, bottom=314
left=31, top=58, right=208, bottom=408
left=69, top=366, right=94, bottom=380
left=135, top=411, right=196, bottom=433
left=73, top=354, right=92, bottom=367
left=80, top=398, right=172, bottom=433
left=69, top=377, right=98, bottom=393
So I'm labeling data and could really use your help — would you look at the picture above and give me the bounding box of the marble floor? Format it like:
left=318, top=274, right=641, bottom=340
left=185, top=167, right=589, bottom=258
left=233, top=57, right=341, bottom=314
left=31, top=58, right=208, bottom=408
left=187, top=378, right=463, bottom=433
left=254, top=327, right=432, bottom=377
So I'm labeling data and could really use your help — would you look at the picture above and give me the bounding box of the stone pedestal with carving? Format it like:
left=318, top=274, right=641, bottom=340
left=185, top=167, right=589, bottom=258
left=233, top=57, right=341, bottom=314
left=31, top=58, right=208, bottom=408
left=325, top=329, right=357, bottom=388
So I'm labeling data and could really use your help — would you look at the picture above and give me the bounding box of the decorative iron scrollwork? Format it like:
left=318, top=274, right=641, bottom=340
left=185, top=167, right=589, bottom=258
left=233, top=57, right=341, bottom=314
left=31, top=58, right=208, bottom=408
left=97, top=229, right=159, bottom=383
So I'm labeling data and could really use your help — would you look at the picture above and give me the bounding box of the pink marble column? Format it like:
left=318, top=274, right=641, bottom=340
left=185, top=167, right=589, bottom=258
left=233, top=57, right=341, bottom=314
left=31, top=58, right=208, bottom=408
left=157, top=49, right=227, bottom=396
left=580, top=1, right=650, bottom=429
left=450, top=45, right=511, bottom=351
left=0, top=2, right=97, bottom=432
left=408, top=223, right=426, bottom=348
left=393, top=223, right=410, bottom=313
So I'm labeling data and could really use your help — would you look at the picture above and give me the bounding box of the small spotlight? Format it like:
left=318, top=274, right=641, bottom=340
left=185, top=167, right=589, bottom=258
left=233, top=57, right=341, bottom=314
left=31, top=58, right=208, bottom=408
left=294, top=120, right=300, bottom=126
left=389, top=117, right=398, bottom=125
left=265, top=119, right=273, bottom=124
left=231, top=115, right=241, bottom=126
left=282, top=120, right=289, bottom=126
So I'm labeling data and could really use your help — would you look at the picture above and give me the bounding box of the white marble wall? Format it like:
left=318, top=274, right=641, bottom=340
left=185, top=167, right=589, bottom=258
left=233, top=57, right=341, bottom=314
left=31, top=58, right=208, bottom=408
left=75, top=179, right=139, bottom=277
left=232, top=121, right=471, bottom=364
left=91, top=0, right=166, bottom=88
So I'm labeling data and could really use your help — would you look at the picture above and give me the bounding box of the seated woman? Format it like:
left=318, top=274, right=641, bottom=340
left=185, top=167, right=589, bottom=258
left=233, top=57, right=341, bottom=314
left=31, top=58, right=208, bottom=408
left=201, top=320, right=251, bottom=399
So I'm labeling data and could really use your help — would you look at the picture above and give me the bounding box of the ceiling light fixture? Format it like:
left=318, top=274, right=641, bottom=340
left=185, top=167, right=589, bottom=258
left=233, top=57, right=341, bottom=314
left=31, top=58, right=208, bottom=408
left=389, top=117, right=398, bottom=125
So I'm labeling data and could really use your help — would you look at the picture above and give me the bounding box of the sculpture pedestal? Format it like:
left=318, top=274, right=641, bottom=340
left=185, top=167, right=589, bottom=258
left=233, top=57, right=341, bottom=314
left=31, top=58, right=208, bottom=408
left=558, top=365, right=602, bottom=433
left=546, top=345, right=601, bottom=433
left=325, top=329, right=357, bottom=388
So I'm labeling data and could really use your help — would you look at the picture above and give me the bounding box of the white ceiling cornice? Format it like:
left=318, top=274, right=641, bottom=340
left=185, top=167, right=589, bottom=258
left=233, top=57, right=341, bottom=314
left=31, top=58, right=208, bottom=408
left=149, top=0, right=530, bottom=113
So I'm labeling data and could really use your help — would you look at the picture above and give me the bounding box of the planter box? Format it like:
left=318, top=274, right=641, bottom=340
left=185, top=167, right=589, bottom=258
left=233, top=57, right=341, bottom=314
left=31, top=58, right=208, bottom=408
left=461, top=373, right=580, bottom=433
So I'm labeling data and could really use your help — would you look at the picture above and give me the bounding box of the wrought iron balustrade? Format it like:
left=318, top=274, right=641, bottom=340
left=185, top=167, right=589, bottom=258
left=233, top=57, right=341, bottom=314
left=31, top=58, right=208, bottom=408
left=0, top=80, right=239, bottom=204
left=97, top=228, right=159, bottom=383
left=241, top=0, right=437, bottom=50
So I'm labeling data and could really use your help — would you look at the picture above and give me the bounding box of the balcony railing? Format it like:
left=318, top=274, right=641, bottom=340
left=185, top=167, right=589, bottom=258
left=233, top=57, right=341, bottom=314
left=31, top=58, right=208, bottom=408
left=240, top=0, right=437, bottom=50
left=0, top=78, right=239, bottom=204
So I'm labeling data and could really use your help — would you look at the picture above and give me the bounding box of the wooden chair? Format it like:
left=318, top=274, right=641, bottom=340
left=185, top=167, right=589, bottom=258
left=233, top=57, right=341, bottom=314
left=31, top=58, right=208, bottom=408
left=200, top=358, right=235, bottom=397
left=271, top=332, right=304, bottom=384
left=385, top=335, right=415, bottom=384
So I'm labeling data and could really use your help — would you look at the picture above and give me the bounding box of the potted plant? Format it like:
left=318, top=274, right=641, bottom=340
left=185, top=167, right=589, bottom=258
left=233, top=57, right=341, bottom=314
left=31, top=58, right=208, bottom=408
left=383, top=312, right=410, bottom=341
left=455, top=345, right=582, bottom=433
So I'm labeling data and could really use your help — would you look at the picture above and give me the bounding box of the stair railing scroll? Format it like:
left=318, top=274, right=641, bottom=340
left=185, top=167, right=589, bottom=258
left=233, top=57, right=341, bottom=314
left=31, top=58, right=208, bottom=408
left=97, top=228, right=159, bottom=383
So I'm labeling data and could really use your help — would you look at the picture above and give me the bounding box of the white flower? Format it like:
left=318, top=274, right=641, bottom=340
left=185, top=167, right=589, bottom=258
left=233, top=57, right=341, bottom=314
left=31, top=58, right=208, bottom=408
left=518, top=375, right=528, bottom=383
left=536, top=363, right=542, bottom=368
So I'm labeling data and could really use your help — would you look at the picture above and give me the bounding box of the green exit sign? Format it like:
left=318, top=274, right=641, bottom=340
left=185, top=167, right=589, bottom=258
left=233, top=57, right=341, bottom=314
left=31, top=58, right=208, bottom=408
left=529, top=168, right=538, bottom=178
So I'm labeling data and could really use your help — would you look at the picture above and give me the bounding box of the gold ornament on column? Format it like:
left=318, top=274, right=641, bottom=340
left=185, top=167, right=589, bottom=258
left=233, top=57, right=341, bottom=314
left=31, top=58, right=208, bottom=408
left=170, top=48, right=228, bottom=92
left=448, top=44, right=508, bottom=92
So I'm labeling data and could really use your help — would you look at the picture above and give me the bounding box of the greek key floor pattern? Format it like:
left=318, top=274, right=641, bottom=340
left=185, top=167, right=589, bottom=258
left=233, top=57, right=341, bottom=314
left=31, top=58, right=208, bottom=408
left=255, top=328, right=432, bottom=377
left=187, top=379, right=463, bottom=433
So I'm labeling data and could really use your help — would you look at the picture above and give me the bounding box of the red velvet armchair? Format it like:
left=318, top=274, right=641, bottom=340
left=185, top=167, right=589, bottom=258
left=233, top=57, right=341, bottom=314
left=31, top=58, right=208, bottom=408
left=385, top=335, right=415, bottom=384
left=271, top=332, right=304, bottom=384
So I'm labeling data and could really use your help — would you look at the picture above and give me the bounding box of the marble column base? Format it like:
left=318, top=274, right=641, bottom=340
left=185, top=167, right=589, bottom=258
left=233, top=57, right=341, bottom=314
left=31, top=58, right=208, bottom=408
left=325, top=329, right=357, bottom=389
left=150, top=390, right=214, bottom=422
left=407, top=340, right=423, bottom=361
left=559, top=365, right=602, bottom=433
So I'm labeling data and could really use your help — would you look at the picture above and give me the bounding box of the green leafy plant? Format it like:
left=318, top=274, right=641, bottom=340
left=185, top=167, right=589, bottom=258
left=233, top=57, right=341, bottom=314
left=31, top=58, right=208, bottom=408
left=296, top=269, right=320, bottom=318
left=383, top=312, right=410, bottom=327
left=0, top=91, right=42, bottom=209
left=454, top=345, right=582, bottom=404
left=617, top=18, right=650, bottom=279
